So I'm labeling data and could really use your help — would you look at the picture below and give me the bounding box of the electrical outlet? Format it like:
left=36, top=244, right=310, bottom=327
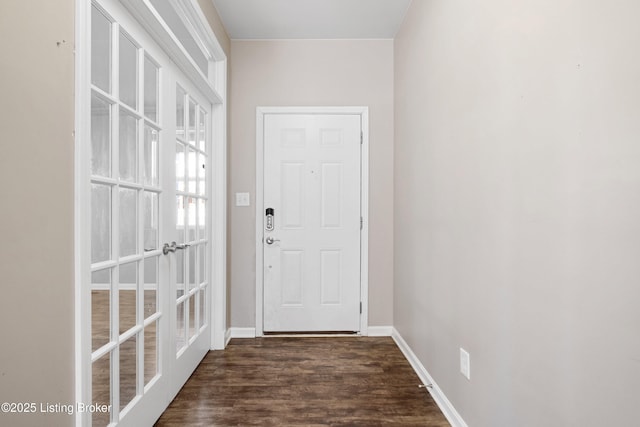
left=460, top=348, right=471, bottom=380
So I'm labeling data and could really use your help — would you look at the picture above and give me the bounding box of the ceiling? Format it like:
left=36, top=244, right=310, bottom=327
left=211, top=0, right=412, bottom=39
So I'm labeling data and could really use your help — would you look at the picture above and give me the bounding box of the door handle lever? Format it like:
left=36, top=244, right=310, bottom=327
left=265, top=236, right=280, bottom=245
left=163, top=241, right=191, bottom=255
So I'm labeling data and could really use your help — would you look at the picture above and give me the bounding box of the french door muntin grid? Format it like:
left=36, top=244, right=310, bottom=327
left=174, top=84, right=209, bottom=356
left=89, top=3, right=163, bottom=424
left=84, top=0, right=222, bottom=424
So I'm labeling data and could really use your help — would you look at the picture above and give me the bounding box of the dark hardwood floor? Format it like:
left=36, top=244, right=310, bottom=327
left=155, top=337, right=450, bottom=426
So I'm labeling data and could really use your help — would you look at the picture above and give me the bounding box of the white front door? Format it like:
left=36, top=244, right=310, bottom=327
left=262, top=114, right=362, bottom=332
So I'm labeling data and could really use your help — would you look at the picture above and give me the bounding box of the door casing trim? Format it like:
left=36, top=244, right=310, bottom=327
left=255, top=106, right=369, bottom=336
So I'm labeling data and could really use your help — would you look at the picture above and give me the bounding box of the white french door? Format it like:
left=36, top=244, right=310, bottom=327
left=261, top=113, right=363, bottom=332
left=167, top=81, right=212, bottom=403
left=82, top=1, right=214, bottom=425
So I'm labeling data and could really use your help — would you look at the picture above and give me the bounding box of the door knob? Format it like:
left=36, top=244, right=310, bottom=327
left=162, top=241, right=191, bottom=255
left=265, top=236, right=280, bottom=245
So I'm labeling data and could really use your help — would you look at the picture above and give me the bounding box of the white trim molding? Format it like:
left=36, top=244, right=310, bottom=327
left=255, top=106, right=370, bottom=337
left=224, top=328, right=232, bottom=346
left=391, top=328, right=469, bottom=427
left=74, top=1, right=92, bottom=425
left=210, top=99, right=228, bottom=351
left=228, top=327, right=257, bottom=340
left=366, top=326, right=394, bottom=337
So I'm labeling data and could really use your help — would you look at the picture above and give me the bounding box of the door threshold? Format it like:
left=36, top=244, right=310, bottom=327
left=263, top=331, right=359, bottom=338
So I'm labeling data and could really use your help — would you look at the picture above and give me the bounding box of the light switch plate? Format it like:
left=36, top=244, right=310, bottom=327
left=235, top=192, right=250, bottom=207
left=460, top=348, right=471, bottom=380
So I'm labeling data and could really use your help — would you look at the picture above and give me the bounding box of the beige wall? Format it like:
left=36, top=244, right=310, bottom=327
left=394, top=0, right=640, bottom=426
left=0, top=1, right=75, bottom=426
left=197, top=0, right=230, bottom=57
left=230, top=40, right=394, bottom=328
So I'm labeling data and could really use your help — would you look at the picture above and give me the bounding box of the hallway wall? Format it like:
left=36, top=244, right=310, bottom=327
left=229, top=40, right=394, bottom=329
left=0, top=1, right=75, bottom=426
left=394, top=1, right=640, bottom=426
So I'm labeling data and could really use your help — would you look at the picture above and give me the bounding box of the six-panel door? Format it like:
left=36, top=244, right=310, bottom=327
left=263, top=114, right=362, bottom=332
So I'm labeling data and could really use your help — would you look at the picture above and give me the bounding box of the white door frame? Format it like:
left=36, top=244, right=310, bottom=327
left=255, top=106, right=369, bottom=337
left=117, top=0, right=228, bottom=353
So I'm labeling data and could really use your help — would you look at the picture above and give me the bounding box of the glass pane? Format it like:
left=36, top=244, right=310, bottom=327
left=143, top=191, right=158, bottom=252
left=92, top=352, right=111, bottom=427
left=119, top=262, right=137, bottom=334
left=188, top=296, right=196, bottom=339
left=176, top=249, right=185, bottom=300
left=197, top=154, right=206, bottom=196
left=198, top=244, right=206, bottom=284
left=91, top=270, right=111, bottom=352
left=119, top=31, right=138, bottom=109
left=175, top=142, right=185, bottom=192
left=198, top=288, right=206, bottom=329
left=176, top=196, right=185, bottom=239
left=187, top=197, right=196, bottom=242
left=91, top=5, right=111, bottom=93
left=144, top=256, right=158, bottom=319
left=198, top=108, right=206, bottom=152
left=197, top=198, right=206, bottom=240
left=187, top=148, right=196, bottom=193
left=119, top=335, right=137, bottom=410
left=188, top=245, right=196, bottom=291
left=188, top=100, right=196, bottom=145
left=91, top=95, right=111, bottom=177
left=91, top=184, right=111, bottom=263
left=119, top=111, right=137, bottom=182
left=176, top=204, right=185, bottom=297
left=176, top=302, right=185, bottom=353
left=176, top=86, right=185, bottom=140
left=144, top=321, right=158, bottom=386
left=143, top=126, right=158, bottom=186
left=144, top=56, right=158, bottom=121
left=119, top=188, right=138, bottom=257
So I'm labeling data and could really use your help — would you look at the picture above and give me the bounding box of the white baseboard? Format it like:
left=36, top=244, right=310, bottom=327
left=367, top=326, right=394, bottom=336
left=228, top=327, right=257, bottom=339
left=224, top=328, right=232, bottom=347
left=391, top=328, right=468, bottom=427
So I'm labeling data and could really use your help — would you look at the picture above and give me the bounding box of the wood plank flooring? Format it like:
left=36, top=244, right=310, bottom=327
left=155, top=337, right=450, bottom=426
